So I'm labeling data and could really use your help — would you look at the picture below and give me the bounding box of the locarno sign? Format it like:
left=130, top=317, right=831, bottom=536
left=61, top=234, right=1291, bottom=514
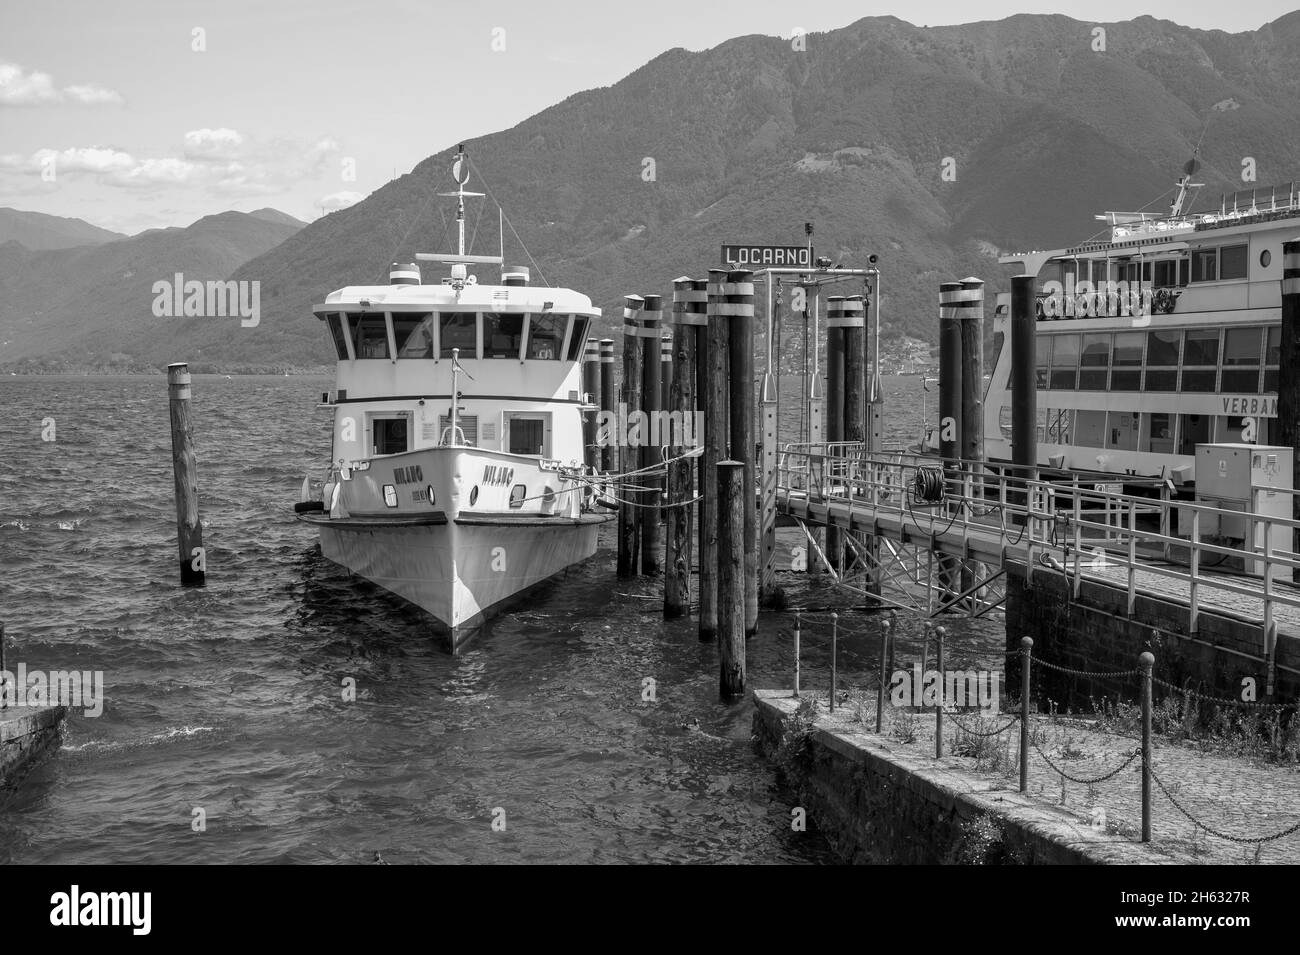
left=721, top=245, right=812, bottom=268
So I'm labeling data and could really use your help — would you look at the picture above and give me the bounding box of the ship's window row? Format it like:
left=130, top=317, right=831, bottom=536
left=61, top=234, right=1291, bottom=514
left=999, top=407, right=1264, bottom=454
left=1047, top=243, right=1249, bottom=289
left=1034, top=326, right=1279, bottom=393
left=322, top=311, right=591, bottom=361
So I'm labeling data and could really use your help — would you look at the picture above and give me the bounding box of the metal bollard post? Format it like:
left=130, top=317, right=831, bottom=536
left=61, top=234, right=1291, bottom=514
left=830, top=613, right=838, bottom=713
left=1140, top=650, right=1154, bottom=843
left=793, top=613, right=801, bottom=699
left=1020, top=636, right=1033, bottom=793
left=876, top=617, right=890, bottom=733
left=935, top=625, right=945, bottom=758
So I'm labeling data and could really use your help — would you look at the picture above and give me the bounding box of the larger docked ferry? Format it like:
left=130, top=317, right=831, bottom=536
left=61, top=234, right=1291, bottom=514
left=295, top=149, right=612, bottom=649
left=986, top=170, right=1295, bottom=485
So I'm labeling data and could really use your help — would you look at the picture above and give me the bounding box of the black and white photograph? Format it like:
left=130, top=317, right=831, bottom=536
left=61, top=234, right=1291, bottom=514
left=0, top=0, right=1296, bottom=923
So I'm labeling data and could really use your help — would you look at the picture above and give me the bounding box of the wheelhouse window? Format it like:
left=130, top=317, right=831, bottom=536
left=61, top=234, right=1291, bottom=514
left=526, top=313, right=566, bottom=360
left=1191, top=248, right=1218, bottom=283
left=394, top=313, right=434, bottom=358
left=566, top=316, right=590, bottom=361
left=504, top=411, right=551, bottom=456
left=1181, top=329, right=1219, bottom=392
left=1219, top=244, right=1248, bottom=281
left=353, top=313, right=390, bottom=359
left=326, top=312, right=349, bottom=359
left=483, top=312, right=524, bottom=358
left=438, top=312, right=477, bottom=358
left=1221, top=326, right=1262, bottom=392
left=1078, top=333, right=1109, bottom=390
left=1144, top=329, right=1179, bottom=391
left=1111, top=332, right=1143, bottom=390
left=1049, top=334, right=1079, bottom=389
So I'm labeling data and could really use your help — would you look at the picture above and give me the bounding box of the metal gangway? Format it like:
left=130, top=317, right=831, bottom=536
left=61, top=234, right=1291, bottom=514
left=768, top=442, right=1300, bottom=654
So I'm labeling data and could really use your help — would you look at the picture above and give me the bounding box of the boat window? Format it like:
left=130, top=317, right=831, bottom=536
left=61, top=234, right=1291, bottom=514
left=1220, top=245, right=1248, bottom=281
left=1111, top=332, right=1143, bottom=390
left=439, top=312, right=477, bottom=358
left=1182, top=329, right=1219, bottom=392
left=354, top=313, right=390, bottom=359
left=508, top=418, right=546, bottom=455
left=1178, top=414, right=1209, bottom=456
left=527, top=313, right=566, bottom=360
left=1222, top=327, right=1262, bottom=392
left=1079, top=333, right=1109, bottom=389
left=326, top=312, right=349, bottom=359
left=1049, top=334, right=1079, bottom=389
left=395, top=313, right=435, bottom=358
left=483, top=312, right=524, bottom=358
left=567, top=316, right=590, bottom=361
left=1153, top=260, right=1178, bottom=288
left=372, top=416, right=409, bottom=455
left=1191, top=248, right=1218, bottom=283
left=1265, top=326, right=1280, bottom=391
left=1223, top=327, right=1262, bottom=365
left=1035, top=338, right=1050, bottom=388
left=1145, top=412, right=1175, bottom=454
left=1144, top=329, right=1179, bottom=390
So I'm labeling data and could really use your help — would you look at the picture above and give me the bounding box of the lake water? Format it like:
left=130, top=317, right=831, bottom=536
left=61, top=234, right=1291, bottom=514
left=0, top=373, right=1000, bottom=863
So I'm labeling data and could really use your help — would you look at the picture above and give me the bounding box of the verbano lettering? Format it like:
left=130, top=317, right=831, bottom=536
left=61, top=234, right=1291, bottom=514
left=50, top=885, right=151, bottom=936
left=393, top=465, right=424, bottom=485
left=1221, top=396, right=1277, bottom=417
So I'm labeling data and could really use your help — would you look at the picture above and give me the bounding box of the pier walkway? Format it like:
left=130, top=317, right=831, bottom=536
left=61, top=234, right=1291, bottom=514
left=767, top=443, right=1300, bottom=650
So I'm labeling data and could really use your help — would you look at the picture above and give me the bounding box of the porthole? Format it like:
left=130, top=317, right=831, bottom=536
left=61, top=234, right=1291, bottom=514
left=426, top=484, right=436, bottom=506
left=382, top=485, right=398, bottom=508
left=1261, top=249, right=1272, bottom=268
left=509, top=484, right=526, bottom=509
left=469, top=485, right=479, bottom=506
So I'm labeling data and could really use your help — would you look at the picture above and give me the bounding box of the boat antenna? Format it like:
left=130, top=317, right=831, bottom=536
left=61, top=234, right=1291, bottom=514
left=438, top=145, right=485, bottom=257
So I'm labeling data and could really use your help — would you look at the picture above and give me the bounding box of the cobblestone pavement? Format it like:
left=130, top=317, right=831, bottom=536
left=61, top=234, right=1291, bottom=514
left=813, top=688, right=1300, bottom=864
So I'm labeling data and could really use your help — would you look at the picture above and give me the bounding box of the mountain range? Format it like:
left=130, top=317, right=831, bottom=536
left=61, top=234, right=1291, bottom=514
left=0, top=207, right=125, bottom=251
left=5, top=12, right=1300, bottom=372
left=0, top=210, right=305, bottom=371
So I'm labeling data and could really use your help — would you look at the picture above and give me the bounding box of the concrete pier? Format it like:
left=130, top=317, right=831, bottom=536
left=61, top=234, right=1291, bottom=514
left=0, top=705, right=66, bottom=789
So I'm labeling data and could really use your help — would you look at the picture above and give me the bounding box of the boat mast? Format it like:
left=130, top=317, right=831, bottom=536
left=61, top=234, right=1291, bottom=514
left=441, top=144, right=484, bottom=259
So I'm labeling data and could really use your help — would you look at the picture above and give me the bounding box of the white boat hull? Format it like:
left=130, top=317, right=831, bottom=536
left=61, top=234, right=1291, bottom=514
left=300, top=444, right=612, bottom=649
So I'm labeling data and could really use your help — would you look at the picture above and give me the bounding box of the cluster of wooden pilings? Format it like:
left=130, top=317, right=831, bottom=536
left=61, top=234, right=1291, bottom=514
left=583, top=270, right=759, bottom=697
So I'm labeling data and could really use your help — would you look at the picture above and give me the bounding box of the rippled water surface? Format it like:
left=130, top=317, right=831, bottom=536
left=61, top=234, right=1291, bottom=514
left=0, top=374, right=1000, bottom=863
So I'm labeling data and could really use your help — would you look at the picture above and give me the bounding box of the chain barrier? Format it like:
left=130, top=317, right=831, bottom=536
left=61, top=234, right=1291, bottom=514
left=1150, top=764, right=1300, bottom=845
left=1030, top=739, right=1141, bottom=785
left=946, top=708, right=1019, bottom=737
left=1032, top=657, right=1141, bottom=680
left=1150, top=676, right=1298, bottom=712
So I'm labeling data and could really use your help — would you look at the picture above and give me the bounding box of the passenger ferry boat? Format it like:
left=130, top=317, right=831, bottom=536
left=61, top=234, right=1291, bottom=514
left=986, top=168, right=1294, bottom=485
left=295, top=148, right=612, bottom=649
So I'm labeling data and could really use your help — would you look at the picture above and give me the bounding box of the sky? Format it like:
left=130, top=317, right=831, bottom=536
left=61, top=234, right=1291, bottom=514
left=1, top=0, right=1295, bottom=235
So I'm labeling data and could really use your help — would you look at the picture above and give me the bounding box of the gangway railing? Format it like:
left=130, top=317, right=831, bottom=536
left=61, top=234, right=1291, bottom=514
left=773, top=447, right=1300, bottom=656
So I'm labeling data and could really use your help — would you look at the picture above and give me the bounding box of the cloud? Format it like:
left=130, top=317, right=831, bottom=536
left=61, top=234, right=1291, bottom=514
left=183, top=127, right=246, bottom=161
left=318, top=190, right=365, bottom=212
left=0, top=131, right=343, bottom=198
left=0, top=61, right=124, bottom=106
